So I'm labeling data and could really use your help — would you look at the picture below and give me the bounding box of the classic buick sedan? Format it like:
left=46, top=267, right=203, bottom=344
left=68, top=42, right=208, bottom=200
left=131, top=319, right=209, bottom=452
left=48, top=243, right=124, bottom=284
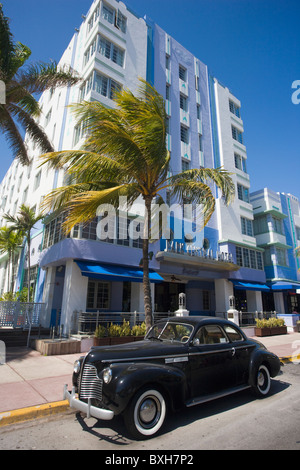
left=64, top=316, right=281, bottom=439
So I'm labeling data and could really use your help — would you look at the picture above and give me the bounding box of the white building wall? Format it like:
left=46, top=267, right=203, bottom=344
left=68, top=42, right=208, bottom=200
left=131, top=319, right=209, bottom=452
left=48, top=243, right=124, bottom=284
left=213, top=79, right=257, bottom=248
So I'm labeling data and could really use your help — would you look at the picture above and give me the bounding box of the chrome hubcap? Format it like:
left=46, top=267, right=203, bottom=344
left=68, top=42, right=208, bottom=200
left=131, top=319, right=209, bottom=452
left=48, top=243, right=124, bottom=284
left=138, top=396, right=161, bottom=428
left=258, top=371, right=265, bottom=387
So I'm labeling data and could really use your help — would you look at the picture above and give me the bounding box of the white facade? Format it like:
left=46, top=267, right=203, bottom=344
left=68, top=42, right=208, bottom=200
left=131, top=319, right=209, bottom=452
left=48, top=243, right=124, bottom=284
left=1, top=0, right=289, bottom=332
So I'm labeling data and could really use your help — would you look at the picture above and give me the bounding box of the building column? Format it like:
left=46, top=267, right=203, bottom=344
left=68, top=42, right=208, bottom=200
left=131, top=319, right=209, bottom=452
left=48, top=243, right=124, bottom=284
left=274, top=292, right=285, bottom=314
left=41, top=266, right=56, bottom=328
left=60, top=260, right=88, bottom=335
left=130, top=282, right=155, bottom=314
left=246, top=290, right=263, bottom=313
left=214, top=279, right=234, bottom=315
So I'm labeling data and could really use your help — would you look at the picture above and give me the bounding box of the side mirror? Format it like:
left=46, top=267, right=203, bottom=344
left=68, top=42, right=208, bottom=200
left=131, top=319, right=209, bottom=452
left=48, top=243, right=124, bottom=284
left=191, top=338, right=200, bottom=347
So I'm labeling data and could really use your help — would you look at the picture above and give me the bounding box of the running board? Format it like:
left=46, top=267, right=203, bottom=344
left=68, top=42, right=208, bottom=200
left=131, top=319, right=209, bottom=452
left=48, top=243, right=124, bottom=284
left=186, top=384, right=251, bottom=407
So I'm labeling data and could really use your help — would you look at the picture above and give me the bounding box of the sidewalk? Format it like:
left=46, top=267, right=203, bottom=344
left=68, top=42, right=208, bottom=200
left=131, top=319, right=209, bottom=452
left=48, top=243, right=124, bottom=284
left=0, top=332, right=299, bottom=428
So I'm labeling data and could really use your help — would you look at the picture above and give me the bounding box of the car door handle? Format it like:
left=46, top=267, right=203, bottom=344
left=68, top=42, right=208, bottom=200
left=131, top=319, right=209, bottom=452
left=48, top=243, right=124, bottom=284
left=231, top=347, right=236, bottom=357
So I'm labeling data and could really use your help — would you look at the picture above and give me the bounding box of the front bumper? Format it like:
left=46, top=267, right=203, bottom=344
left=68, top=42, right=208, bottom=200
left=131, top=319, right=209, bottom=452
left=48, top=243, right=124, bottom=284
left=63, top=385, right=114, bottom=421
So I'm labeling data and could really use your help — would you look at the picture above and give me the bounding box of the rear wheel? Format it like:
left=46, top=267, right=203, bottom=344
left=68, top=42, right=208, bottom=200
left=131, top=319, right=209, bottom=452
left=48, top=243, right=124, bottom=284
left=252, top=364, right=271, bottom=397
left=124, top=387, right=167, bottom=439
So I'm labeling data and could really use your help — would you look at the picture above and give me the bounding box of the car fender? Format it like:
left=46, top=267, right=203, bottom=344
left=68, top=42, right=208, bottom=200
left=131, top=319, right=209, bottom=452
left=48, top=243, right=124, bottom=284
left=101, top=362, right=187, bottom=415
left=248, top=349, right=281, bottom=387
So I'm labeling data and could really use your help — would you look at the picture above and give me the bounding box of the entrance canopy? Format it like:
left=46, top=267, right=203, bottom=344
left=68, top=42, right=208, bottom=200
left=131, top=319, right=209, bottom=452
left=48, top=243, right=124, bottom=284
left=270, top=281, right=300, bottom=291
left=231, top=280, right=270, bottom=292
left=75, top=260, right=163, bottom=284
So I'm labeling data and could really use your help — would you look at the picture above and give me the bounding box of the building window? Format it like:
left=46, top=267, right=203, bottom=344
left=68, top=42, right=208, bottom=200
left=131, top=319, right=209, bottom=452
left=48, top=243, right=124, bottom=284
left=45, top=109, right=52, bottom=127
left=276, top=248, right=287, bottom=266
left=179, top=65, right=187, bottom=82
left=229, top=100, right=241, bottom=118
left=82, top=217, right=97, bottom=241
left=236, top=246, right=263, bottom=270
left=232, top=126, right=244, bottom=144
left=98, top=35, right=125, bottom=67
left=34, top=170, right=41, bottom=191
left=182, top=159, right=190, bottom=172
left=180, top=125, right=189, bottom=144
left=272, top=217, right=283, bottom=235
left=241, top=217, right=253, bottom=237
left=253, top=215, right=268, bottom=235
left=180, top=94, right=188, bottom=112
left=202, top=290, right=210, bottom=310
left=237, top=184, right=249, bottom=203
left=115, top=9, right=127, bottom=33
left=166, top=54, right=170, bottom=70
left=234, top=153, right=247, bottom=173
left=94, top=72, right=121, bottom=100
left=101, top=3, right=114, bottom=25
left=101, top=3, right=127, bottom=33
left=87, top=280, right=110, bottom=309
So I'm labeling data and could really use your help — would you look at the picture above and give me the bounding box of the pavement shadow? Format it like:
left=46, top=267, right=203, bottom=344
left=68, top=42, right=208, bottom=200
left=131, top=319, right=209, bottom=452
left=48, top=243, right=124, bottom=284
left=74, top=377, right=291, bottom=443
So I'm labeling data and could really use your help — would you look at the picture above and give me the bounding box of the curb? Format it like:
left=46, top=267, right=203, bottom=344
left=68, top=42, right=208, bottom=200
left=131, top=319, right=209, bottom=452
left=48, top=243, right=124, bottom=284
left=0, top=400, right=70, bottom=428
left=280, top=354, right=300, bottom=365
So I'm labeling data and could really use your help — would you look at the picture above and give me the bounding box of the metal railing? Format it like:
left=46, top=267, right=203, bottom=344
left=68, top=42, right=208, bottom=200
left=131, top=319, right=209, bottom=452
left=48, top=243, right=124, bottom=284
left=77, top=311, right=174, bottom=335
left=216, top=311, right=277, bottom=326
left=0, top=301, right=45, bottom=329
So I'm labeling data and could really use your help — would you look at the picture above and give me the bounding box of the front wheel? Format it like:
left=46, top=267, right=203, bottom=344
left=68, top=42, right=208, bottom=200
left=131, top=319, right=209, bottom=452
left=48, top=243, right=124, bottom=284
left=124, top=387, right=167, bottom=439
left=252, top=364, right=271, bottom=397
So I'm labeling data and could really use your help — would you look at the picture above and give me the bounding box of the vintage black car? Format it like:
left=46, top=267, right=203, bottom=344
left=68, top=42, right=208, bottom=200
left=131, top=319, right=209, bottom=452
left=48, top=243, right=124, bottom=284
left=64, top=316, right=281, bottom=439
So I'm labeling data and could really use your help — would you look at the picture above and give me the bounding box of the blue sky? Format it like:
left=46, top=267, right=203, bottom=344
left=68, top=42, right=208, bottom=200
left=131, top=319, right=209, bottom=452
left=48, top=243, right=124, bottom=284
left=1, top=0, right=299, bottom=198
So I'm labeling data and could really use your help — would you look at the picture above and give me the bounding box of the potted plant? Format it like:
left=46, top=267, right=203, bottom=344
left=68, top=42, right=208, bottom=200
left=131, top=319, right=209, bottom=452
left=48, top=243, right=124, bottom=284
left=255, top=318, right=287, bottom=337
left=93, top=324, right=110, bottom=346
left=255, top=318, right=271, bottom=337
left=93, top=321, right=146, bottom=346
left=268, top=317, right=287, bottom=335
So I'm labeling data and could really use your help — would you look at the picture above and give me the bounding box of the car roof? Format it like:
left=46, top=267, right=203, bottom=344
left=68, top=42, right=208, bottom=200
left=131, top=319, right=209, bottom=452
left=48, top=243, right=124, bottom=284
left=160, top=316, right=232, bottom=327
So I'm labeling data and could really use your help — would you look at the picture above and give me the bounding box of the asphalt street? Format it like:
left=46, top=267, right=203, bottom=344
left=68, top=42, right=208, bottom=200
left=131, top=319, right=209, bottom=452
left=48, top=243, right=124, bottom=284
left=1, top=363, right=299, bottom=451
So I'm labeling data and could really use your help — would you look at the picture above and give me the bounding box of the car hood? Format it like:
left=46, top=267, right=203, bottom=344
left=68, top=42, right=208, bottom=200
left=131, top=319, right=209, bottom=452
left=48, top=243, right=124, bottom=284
left=85, top=339, right=188, bottom=365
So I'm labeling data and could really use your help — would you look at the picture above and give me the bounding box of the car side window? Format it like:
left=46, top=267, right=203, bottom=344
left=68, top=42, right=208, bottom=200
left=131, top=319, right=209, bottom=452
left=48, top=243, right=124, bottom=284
left=195, top=325, right=229, bottom=345
left=224, top=325, right=244, bottom=342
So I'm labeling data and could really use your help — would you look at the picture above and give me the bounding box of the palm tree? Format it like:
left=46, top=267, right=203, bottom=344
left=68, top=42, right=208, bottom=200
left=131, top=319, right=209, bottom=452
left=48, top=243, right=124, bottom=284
left=0, top=226, right=23, bottom=294
left=0, top=3, right=80, bottom=165
left=4, top=205, right=44, bottom=302
left=40, top=79, right=235, bottom=330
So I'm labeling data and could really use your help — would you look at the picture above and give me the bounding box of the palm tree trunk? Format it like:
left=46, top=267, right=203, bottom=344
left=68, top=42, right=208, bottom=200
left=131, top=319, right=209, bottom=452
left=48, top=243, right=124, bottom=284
left=143, top=196, right=153, bottom=332
left=7, top=251, right=12, bottom=294
left=27, top=234, right=31, bottom=302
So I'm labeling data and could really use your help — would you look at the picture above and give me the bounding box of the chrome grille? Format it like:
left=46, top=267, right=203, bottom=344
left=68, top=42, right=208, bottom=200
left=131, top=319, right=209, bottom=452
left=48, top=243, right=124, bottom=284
left=79, top=363, right=103, bottom=402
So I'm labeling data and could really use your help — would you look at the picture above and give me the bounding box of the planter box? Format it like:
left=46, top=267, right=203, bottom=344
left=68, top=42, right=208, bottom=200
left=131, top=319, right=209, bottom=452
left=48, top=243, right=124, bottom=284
left=255, top=326, right=287, bottom=337
left=34, top=339, right=81, bottom=355
left=93, top=336, right=144, bottom=347
left=270, top=326, right=287, bottom=336
left=255, top=327, right=271, bottom=337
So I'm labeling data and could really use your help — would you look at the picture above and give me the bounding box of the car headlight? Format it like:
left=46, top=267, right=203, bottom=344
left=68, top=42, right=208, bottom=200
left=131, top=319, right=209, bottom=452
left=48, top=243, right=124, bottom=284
left=73, top=359, right=82, bottom=374
left=103, top=368, right=112, bottom=384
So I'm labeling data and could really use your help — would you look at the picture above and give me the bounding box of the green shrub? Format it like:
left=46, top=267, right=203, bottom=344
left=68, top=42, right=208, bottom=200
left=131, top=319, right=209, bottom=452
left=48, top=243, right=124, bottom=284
left=255, top=318, right=285, bottom=328
left=94, top=325, right=107, bottom=338
left=94, top=320, right=146, bottom=338
left=131, top=322, right=146, bottom=337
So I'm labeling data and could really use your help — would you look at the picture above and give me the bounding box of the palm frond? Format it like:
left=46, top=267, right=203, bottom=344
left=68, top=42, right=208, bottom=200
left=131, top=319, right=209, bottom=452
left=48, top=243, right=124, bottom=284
left=17, top=62, right=81, bottom=95
left=0, top=106, right=30, bottom=165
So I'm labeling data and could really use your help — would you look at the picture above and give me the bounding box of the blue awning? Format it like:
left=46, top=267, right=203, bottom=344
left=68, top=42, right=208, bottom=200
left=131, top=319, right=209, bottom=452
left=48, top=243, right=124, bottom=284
left=270, top=282, right=300, bottom=291
left=75, top=261, right=163, bottom=283
left=231, top=280, right=270, bottom=292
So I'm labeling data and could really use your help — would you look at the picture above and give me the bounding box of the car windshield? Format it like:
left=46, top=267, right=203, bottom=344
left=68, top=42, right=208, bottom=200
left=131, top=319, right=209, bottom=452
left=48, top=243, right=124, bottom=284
left=146, top=321, right=193, bottom=343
